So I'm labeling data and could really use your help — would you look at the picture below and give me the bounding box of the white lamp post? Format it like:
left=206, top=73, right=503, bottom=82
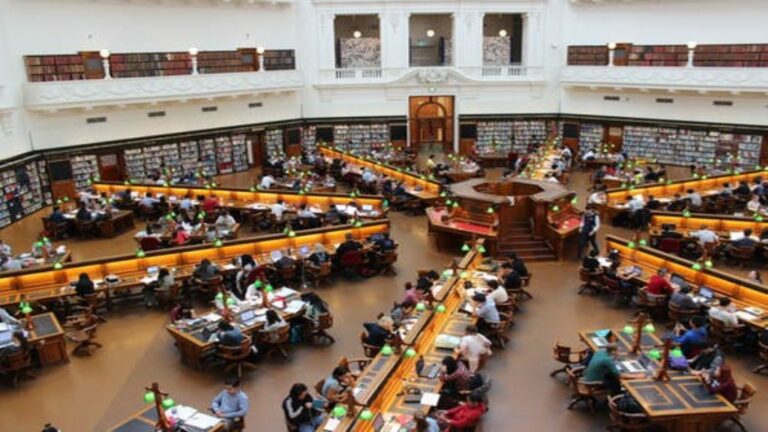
left=686, top=41, right=697, bottom=67
left=607, top=42, right=617, bottom=67
left=257, top=46, right=266, bottom=72
left=189, top=47, right=199, bottom=75
left=99, top=49, right=111, bottom=80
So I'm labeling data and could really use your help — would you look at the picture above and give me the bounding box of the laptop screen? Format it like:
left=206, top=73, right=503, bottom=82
left=670, top=274, right=687, bottom=287
left=372, top=414, right=385, bottom=432
left=270, top=250, right=283, bottom=263
left=0, top=331, right=13, bottom=346
left=699, top=286, right=714, bottom=300
left=362, top=204, right=373, bottom=212
left=638, top=353, right=651, bottom=368
left=240, top=310, right=256, bottom=323
left=299, top=246, right=311, bottom=257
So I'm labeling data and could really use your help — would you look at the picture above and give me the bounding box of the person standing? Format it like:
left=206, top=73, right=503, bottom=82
left=578, top=206, right=600, bottom=259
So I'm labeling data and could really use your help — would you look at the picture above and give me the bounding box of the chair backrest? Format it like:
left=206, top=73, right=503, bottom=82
left=579, top=267, right=600, bottom=281
left=360, top=332, right=379, bottom=358
left=314, top=379, right=325, bottom=396
left=140, top=236, right=162, bottom=251
left=261, top=325, right=290, bottom=344
left=1, top=349, right=32, bottom=371
left=607, top=394, right=648, bottom=427
left=340, top=251, right=364, bottom=266
left=731, top=245, right=756, bottom=259
left=379, top=250, right=398, bottom=264
left=601, top=275, right=621, bottom=292
left=659, top=238, right=682, bottom=254
left=553, top=341, right=572, bottom=363
left=758, top=341, right=768, bottom=361
left=317, top=312, right=334, bottom=330
left=735, top=382, right=757, bottom=414
left=668, top=302, right=696, bottom=322
left=218, top=335, right=252, bottom=360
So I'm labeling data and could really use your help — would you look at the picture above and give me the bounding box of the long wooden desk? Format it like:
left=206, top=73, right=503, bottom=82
left=319, top=246, right=483, bottom=432
left=319, top=146, right=442, bottom=201
left=108, top=404, right=225, bottom=432
left=600, top=169, right=764, bottom=217
left=605, top=235, right=768, bottom=330
left=0, top=221, right=390, bottom=309
left=92, top=181, right=387, bottom=218
left=649, top=211, right=768, bottom=242
left=0, top=250, right=72, bottom=275
left=22, top=312, right=69, bottom=366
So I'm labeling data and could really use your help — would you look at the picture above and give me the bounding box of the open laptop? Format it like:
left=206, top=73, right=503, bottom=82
left=298, top=245, right=311, bottom=257
left=0, top=331, right=14, bottom=349
left=270, top=250, right=283, bottom=263
left=621, top=354, right=651, bottom=374
left=240, top=309, right=257, bottom=326
left=670, top=274, right=687, bottom=288
left=362, top=204, right=374, bottom=212
left=698, top=286, right=715, bottom=301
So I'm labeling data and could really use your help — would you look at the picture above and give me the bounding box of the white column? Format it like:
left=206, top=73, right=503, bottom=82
left=381, top=11, right=408, bottom=70
left=524, top=11, right=543, bottom=67
left=455, top=10, right=483, bottom=69
left=317, top=13, right=337, bottom=70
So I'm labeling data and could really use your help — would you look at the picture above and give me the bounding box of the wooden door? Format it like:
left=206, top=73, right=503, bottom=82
left=98, top=153, right=122, bottom=182
left=607, top=125, right=623, bottom=152
left=248, top=132, right=266, bottom=167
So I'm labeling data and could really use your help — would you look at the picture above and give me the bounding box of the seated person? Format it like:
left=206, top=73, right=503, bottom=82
left=674, top=315, right=708, bottom=358
left=321, top=366, right=354, bottom=407
left=581, top=249, right=601, bottom=272
left=735, top=181, right=751, bottom=196
left=282, top=383, right=323, bottom=432
left=389, top=300, right=416, bottom=326
left=259, top=174, right=275, bottom=190
left=644, top=195, right=662, bottom=211
left=747, top=194, right=762, bottom=214
left=0, top=256, right=23, bottom=272
left=485, top=279, right=508, bottom=304
left=721, top=183, right=733, bottom=196
left=271, top=200, right=287, bottom=221
left=193, top=258, right=220, bottom=282
left=215, top=210, right=237, bottom=229
left=666, top=194, right=688, bottom=212
left=508, top=252, right=529, bottom=277
left=686, top=189, right=703, bottom=207
left=455, top=325, right=492, bottom=373
left=75, top=203, right=92, bottom=222
left=0, top=306, right=20, bottom=325
left=582, top=345, right=642, bottom=394
left=690, top=345, right=725, bottom=376
left=435, top=391, right=486, bottom=430
left=139, top=192, right=157, bottom=210
left=308, top=243, right=330, bottom=267
left=75, top=273, right=96, bottom=298
left=691, top=225, right=718, bottom=247
left=204, top=225, right=218, bottom=243
left=274, top=253, right=297, bottom=271
left=170, top=303, right=195, bottom=324
left=731, top=228, right=758, bottom=249
left=297, top=204, right=317, bottom=220
left=335, top=233, right=363, bottom=258
left=646, top=268, right=674, bottom=296
left=173, top=226, right=190, bottom=246
left=262, top=309, right=287, bottom=332
left=362, top=315, right=395, bottom=348
left=439, top=356, right=473, bottom=404
left=49, top=206, right=68, bottom=223
left=372, top=232, right=396, bottom=252
left=669, top=285, right=699, bottom=313
left=708, top=297, right=740, bottom=328
left=701, top=365, right=738, bottom=403
left=499, top=263, right=522, bottom=290
left=202, top=195, right=220, bottom=212
left=603, top=261, right=636, bottom=303
left=472, top=293, right=500, bottom=336
left=324, top=205, right=343, bottom=225
left=417, top=270, right=439, bottom=291
left=32, top=234, right=54, bottom=258
left=211, top=378, right=250, bottom=431
left=216, top=321, right=245, bottom=346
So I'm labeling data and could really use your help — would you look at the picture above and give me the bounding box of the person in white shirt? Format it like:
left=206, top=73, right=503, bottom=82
left=691, top=225, right=718, bottom=247
left=747, top=194, right=762, bottom=214
left=485, top=280, right=508, bottom=304
left=297, top=204, right=316, bottom=219
left=0, top=240, right=12, bottom=257
left=455, top=325, right=492, bottom=372
left=215, top=210, right=237, bottom=229
left=627, top=196, right=645, bottom=213
left=78, top=189, right=92, bottom=205
left=686, top=189, right=702, bottom=208
left=545, top=173, right=559, bottom=183
left=271, top=200, right=286, bottom=221
left=139, top=193, right=157, bottom=209
left=588, top=190, right=607, bottom=205
left=709, top=297, right=740, bottom=328
left=426, top=155, right=437, bottom=171
left=362, top=169, right=377, bottom=184
left=179, top=197, right=194, bottom=211
left=0, top=256, right=23, bottom=272
left=581, top=149, right=596, bottom=161
left=260, top=174, right=275, bottom=190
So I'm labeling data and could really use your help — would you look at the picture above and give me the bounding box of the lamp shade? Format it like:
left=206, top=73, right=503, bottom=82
left=99, top=48, right=111, bottom=58
left=643, top=323, right=655, bottom=334
left=332, top=405, right=347, bottom=418
left=256, top=46, right=266, bottom=54
left=143, top=391, right=155, bottom=404
left=380, top=344, right=394, bottom=356
left=161, top=398, right=175, bottom=409
left=188, top=47, right=199, bottom=56
left=435, top=304, right=446, bottom=313
left=622, top=325, right=635, bottom=334
left=359, top=409, right=374, bottom=421
left=404, top=347, right=417, bottom=358
left=415, top=302, right=426, bottom=312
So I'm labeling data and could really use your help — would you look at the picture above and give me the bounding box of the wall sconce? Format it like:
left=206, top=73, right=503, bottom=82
left=686, top=41, right=697, bottom=67
left=498, top=29, right=508, bottom=37
left=426, top=29, right=435, bottom=38
left=256, top=46, right=266, bottom=72
left=353, top=30, right=362, bottom=39
left=188, top=47, right=199, bottom=75
left=99, top=49, right=112, bottom=80
left=607, top=42, right=617, bottom=67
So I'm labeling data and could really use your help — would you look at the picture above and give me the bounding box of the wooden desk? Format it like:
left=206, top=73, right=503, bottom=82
left=477, top=153, right=508, bottom=168
left=649, top=211, right=768, bottom=244
left=22, top=312, right=69, bottom=365
left=99, top=210, right=136, bottom=237
left=605, top=235, right=768, bottom=330
left=426, top=207, right=497, bottom=254
left=0, top=251, right=72, bottom=275
left=624, top=376, right=737, bottom=432
left=580, top=327, right=661, bottom=356
left=600, top=169, right=764, bottom=217
left=108, top=405, right=225, bottom=432
left=0, top=222, right=390, bottom=308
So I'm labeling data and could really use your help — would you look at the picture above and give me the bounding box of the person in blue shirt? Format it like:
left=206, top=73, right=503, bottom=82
left=211, top=378, right=249, bottom=430
left=49, top=206, right=67, bottom=223
left=674, top=315, right=709, bottom=358
left=216, top=321, right=245, bottom=347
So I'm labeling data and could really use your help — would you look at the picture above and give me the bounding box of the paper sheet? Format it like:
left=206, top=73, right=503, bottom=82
left=420, top=392, right=441, bottom=406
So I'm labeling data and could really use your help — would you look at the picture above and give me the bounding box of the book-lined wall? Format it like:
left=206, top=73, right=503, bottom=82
left=622, top=126, right=762, bottom=167
left=0, top=159, right=52, bottom=229
left=567, top=43, right=768, bottom=67
left=121, top=133, right=249, bottom=180
left=475, top=120, right=548, bottom=154
left=302, top=126, right=317, bottom=153
left=578, top=123, right=605, bottom=153
left=332, top=124, right=389, bottom=154
left=24, top=49, right=295, bottom=82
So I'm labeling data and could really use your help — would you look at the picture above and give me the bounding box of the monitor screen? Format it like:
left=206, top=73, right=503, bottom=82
left=299, top=245, right=311, bottom=257
left=670, top=274, right=687, bottom=287
left=240, top=309, right=256, bottom=322
left=699, top=286, right=714, bottom=299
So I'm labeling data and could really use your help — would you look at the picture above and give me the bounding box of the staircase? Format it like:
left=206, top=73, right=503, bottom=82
left=497, top=220, right=557, bottom=262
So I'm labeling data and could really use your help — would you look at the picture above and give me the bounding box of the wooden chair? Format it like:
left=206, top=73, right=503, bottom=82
left=258, top=325, right=291, bottom=359
left=494, top=298, right=516, bottom=314
left=308, top=312, right=335, bottom=344
left=65, top=322, right=103, bottom=356
left=601, top=275, right=624, bottom=306
left=726, top=382, right=757, bottom=432
left=277, top=263, right=299, bottom=288
left=566, top=368, right=608, bottom=412
left=0, top=348, right=36, bottom=387
left=578, top=268, right=603, bottom=295
left=307, top=262, right=332, bottom=288
left=339, top=251, right=365, bottom=279
left=360, top=332, right=380, bottom=358
left=139, top=205, right=160, bottom=222
left=550, top=341, right=589, bottom=378
left=193, top=275, right=223, bottom=301
left=487, top=312, right=513, bottom=349
left=73, top=219, right=98, bottom=239
left=337, top=356, right=371, bottom=380
left=708, top=317, right=746, bottom=349
left=636, top=289, right=668, bottom=321
left=727, top=244, right=756, bottom=267
left=606, top=394, right=651, bottom=431
left=667, top=302, right=698, bottom=326
left=43, top=217, right=70, bottom=240
left=216, top=336, right=257, bottom=379
left=753, top=341, right=768, bottom=374
left=247, top=209, right=269, bottom=232
left=139, top=236, right=163, bottom=252
left=377, top=250, right=398, bottom=276
left=517, top=273, right=534, bottom=300
left=658, top=237, right=682, bottom=256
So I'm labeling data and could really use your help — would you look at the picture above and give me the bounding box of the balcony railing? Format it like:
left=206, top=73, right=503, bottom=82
left=318, top=66, right=542, bottom=86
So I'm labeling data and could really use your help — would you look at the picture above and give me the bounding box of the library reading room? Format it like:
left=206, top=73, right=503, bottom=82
left=3, top=0, right=768, bottom=431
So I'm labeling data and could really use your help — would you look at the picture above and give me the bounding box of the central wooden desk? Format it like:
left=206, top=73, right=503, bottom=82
left=22, top=312, right=69, bottom=366
left=624, top=376, right=737, bottom=432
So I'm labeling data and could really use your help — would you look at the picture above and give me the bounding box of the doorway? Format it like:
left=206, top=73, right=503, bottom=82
left=409, top=95, right=454, bottom=154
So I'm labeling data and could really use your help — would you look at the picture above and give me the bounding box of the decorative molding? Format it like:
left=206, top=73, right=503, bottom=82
left=316, top=66, right=546, bottom=89
left=560, top=66, right=768, bottom=94
left=24, top=71, right=304, bottom=111
left=417, top=69, right=451, bottom=84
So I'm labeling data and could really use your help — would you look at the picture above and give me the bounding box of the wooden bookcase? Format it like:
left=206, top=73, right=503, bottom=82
left=263, top=50, right=296, bottom=71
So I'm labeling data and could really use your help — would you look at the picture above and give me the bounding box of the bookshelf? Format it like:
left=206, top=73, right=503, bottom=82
left=232, top=134, right=249, bottom=172
left=0, top=157, right=54, bottom=228
left=215, top=136, right=234, bottom=174
left=513, top=120, right=548, bottom=152
left=302, top=126, right=317, bottom=153
left=262, top=50, right=296, bottom=71
left=266, top=129, right=284, bottom=157
left=695, top=44, right=768, bottom=67
left=198, top=139, right=217, bottom=176
left=110, top=52, right=190, bottom=78
left=123, top=148, right=147, bottom=181
left=476, top=121, right=513, bottom=154
left=24, top=54, right=85, bottom=82
left=179, top=141, right=201, bottom=174
left=332, top=124, right=389, bottom=154
left=627, top=45, right=687, bottom=67
left=71, top=154, right=99, bottom=190
left=198, top=50, right=255, bottom=74
left=567, top=46, right=609, bottom=66
left=578, top=123, right=605, bottom=153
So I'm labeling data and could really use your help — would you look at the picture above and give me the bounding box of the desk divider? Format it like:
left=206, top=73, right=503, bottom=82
left=650, top=211, right=768, bottom=234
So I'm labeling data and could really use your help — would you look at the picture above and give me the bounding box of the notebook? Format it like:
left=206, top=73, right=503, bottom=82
left=240, top=309, right=257, bottom=325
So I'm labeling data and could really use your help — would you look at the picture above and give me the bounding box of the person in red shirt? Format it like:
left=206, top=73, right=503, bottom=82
left=173, top=227, right=190, bottom=246
left=646, top=268, right=674, bottom=296
left=202, top=195, right=219, bottom=213
left=435, top=392, right=486, bottom=429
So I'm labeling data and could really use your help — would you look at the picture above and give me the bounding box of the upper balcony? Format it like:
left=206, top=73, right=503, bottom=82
left=317, top=65, right=545, bottom=88
left=563, top=43, right=768, bottom=94
left=22, top=48, right=301, bottom=111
